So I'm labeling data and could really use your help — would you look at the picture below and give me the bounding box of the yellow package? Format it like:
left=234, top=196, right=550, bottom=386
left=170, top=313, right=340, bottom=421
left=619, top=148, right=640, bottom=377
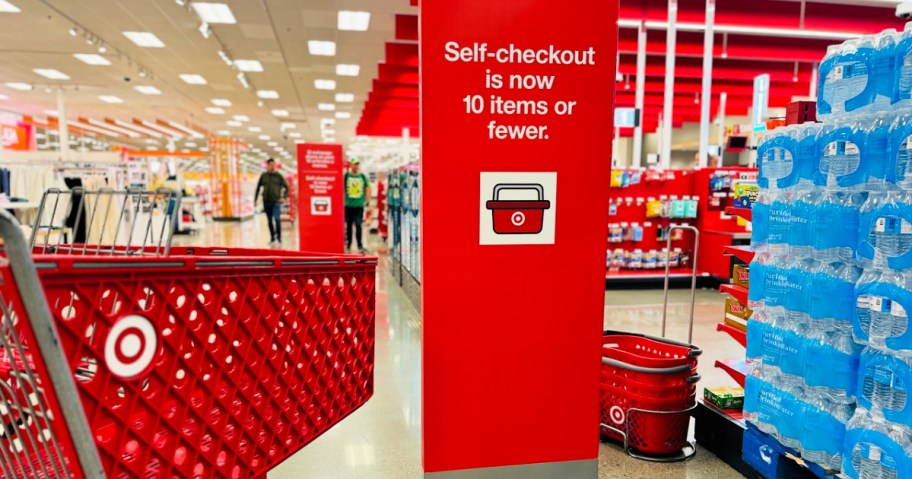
left=645, top=199, right=662, bottom=218
left=610, top=170, right=625, bottom=188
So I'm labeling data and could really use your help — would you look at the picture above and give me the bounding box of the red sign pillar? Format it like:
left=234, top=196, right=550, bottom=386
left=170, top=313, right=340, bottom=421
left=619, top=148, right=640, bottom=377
left=421, top=2, right=618, bottom=477
left=297, top=143, right=345, bottom=253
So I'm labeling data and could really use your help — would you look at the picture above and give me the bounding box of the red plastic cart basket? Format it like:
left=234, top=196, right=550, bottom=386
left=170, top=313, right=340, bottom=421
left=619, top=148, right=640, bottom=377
left=602, top=330, right=701, bottom=369
left=0, top=188, right=376, bottom=479
left=485, top=184, right=550, bottom=234
left=600, top=382, right=696, bottom=455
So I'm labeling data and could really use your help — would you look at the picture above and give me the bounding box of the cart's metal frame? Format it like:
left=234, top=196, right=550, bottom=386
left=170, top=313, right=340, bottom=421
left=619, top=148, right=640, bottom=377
left=0, top=208, right=106, bottom=478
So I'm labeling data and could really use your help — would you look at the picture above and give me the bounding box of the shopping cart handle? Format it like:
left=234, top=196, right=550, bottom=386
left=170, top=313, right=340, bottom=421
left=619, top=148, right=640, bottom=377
left=601, top=357, right=694, bottom=375
left=603, top=329, right=702, bottom=357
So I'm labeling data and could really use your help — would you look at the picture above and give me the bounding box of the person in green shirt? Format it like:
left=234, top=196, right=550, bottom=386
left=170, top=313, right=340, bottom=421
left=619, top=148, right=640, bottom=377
left=344, top=158, right=371, bottom=253
left=254, top=159, right=289, bottom=247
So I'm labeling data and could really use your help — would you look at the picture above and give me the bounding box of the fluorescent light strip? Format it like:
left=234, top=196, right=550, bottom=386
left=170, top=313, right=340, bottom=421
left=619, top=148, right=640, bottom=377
left=234, top=59, right=263, bottom=72
left=92, top=120, right=139, bottom=137
left=70, top=120, right=121, bottom=137
left=315, top=79, right=336, bottom=90
left=123, top=31, right=165, bottom=48
left=336, top=64, right=360, bottom=76
left=212, top=98, right=231, bottom=107
left=34, top=68, right=69, bottom=80
left=233, top=115, right=249, bottom=122
left=257, top=90, right=279, bottom=99
left=191, top=2, right=237, bottom=24
left=271, top=109, right=289, bottom=117
left=226, top=120, right=242, bottom=127
left=74, top=54, right=111, bottom=66
left=113, top=119, right=163, bottom=138
left=140, top=120, right=184, bottom=138
left=338, top=11, right=371, bottom=31
left=335, top=112, right=352, bottom=119
left=248, top=126, right=262, bottom=132
left=99, top=95, right=124, bottom=104
left=616, top=19, right=863, bottom=41
left=335, top=93, right=354, bottom=102
left=318, top=103, right=335, bottom=111
left=206, top=107, right=225, bottom=114
left=0, top=1, right=20, bottom=13
left=5, top=82, right=31, bottom=91
left=308, top=40, right=336, bottom=56
left=180, top=74, right=207, bottom=85
left=135, top=85, right=162, bottom=95
left=168, top=121, right=205, bottom=138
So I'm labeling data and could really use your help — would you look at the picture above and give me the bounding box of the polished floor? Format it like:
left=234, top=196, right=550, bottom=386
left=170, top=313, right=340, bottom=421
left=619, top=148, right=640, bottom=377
left=173, top=217, right=743, bottom=478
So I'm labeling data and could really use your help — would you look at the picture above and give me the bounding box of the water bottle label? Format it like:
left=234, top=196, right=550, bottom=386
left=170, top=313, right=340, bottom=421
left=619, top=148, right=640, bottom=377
left=872, top=296, right=892, bottom=313
left=873, top=366, right=898, bottom=387
left=834, top=65, right=844, bottom=81
left=858, top=296, right=871, bottom=310
left=893, top=301, right=907, bottom=318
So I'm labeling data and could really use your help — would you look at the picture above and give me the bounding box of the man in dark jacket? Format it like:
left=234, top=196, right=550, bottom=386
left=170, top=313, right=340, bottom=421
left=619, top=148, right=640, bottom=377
left=254, top=159, right=289, bottom=247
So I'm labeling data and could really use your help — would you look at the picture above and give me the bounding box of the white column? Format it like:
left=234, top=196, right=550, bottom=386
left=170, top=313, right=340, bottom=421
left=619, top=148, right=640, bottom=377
left=697, top=0, right=715, bottom=168
left=56, top=89, right=69, bottom=161
left=633, top=22, right=647, bottom=168
left=717, top=92, right=727, bottom=167
left=661, top=0, right=678, bottom=168
left=402, top=127, right=410, bottom=166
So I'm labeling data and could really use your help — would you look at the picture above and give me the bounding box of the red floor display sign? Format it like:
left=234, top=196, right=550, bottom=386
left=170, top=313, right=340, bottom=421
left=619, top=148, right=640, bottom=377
left=297, top=143, right=345, bottom=253
left=421, top=1, right=618, bottom=477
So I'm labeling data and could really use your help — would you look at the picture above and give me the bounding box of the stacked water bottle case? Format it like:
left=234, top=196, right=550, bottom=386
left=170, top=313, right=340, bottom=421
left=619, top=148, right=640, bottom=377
left=746, top=25, right=912, bottom=479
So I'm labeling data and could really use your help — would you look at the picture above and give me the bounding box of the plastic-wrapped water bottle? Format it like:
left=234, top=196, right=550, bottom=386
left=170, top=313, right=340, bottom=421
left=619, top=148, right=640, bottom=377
left=889, top=109, right=912, bottom=190
left=818, top=38, right=877, bottom=119
left=843, top=408, right=912, bottom=479
left=809, top=260, right=861, bottom=335
left=859, top=349, right=912, bottom=426
left=784, top=256, right=814, bottom=328
left=804, top=328, right=860, bottom=403
left=802, top=395, right=853, bottom=471
left=744, top=375, right=806, bottom=450
left=817, top=120, right=866, bottom=189
left=858, top=190, right=912, bottom=270
left=854, top=268, right=912, bottom=353
left=894, top=24, right=912, bottom=107
left=873, top=31, right=899, bottom=113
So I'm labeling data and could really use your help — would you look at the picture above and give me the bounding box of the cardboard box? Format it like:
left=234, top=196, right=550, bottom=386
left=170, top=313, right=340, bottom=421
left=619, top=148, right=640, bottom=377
left=704, top=386, right=745, bottom=410
left=725, top=297, right=751, bottom=331
left=786, top=100, right=817, bottom=126
left=732, top=264, right=750, bottom=289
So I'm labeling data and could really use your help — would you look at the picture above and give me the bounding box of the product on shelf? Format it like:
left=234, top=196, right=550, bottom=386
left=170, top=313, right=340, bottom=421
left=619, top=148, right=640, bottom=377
left=704, top=386, right=745, bottom=410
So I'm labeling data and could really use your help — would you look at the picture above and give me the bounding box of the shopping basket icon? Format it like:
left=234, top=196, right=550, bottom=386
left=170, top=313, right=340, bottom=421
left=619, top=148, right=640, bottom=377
left=485, top=183, right=551, bottom=234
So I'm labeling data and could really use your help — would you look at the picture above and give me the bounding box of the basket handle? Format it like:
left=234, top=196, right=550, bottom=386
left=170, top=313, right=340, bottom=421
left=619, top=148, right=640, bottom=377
left=601, top=357, right=694, bottom=375
left=603, top=329, right=702, bottom=357
left=492, top=183, right=544, bottom=201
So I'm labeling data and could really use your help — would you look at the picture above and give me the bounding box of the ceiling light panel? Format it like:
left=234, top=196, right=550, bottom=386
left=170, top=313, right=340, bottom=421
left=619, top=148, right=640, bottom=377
left=191, top=2, right=236, bottom=24
left=74, top=54, right=111, bottom=66
left=335, top=93, right=354, bottom=102
left=336, top=64, right=360, bottom=76
left=315, top=79, right=336, bottom=90
left=248, top=126, right=261, bottom=132
left=271, top=109, right=289, bottom=117
left=206, top=107, right=225, bottom=114
left=234, top=60, right=263, bottom=72
left=289, top=132, right=301, bottom=138
left=180, top=74, right=207, bottom=85
left=258, top=135, right=270, bottom=140
left=281, top=122, right=295, bottom=130
left=123, top=31, right=165, bottom=48
left=135, top=85, right=161, bottom=95
left=318, top=103, right=335, bottom=111
left=338, top=11, right=371, bottom=31
left=212, top=98, right=231, bottom=107
left=257, top=90, right=279, bottom=99
left=308, top=40, right=336, bottom=56
left=335, top=112, right=352, bottom=119
left=99, top=95, right=124, bottom=104
left=0, top=1, right=20, bottom=13
left=34, top=69, right=69, bottom=80
left=233, top=115, right=249, bottom=122
left=226, top=120, right=242, bottom=127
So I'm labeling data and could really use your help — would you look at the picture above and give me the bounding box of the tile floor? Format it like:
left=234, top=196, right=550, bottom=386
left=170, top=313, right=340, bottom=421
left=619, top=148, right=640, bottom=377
left=173, top=217, right=743, bottom=478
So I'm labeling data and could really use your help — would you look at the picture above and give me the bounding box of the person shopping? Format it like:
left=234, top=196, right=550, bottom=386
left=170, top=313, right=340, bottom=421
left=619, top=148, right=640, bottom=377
left=344, top=159, right=371, bottom=254
left=254, top=159, right=289, bottom=247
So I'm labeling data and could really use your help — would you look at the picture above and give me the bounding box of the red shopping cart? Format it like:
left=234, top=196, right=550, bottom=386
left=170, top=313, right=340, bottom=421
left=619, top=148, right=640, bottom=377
left=0, top=188, right=376, bottom=478
left=485, top=183, right=550, bottom=234
left=600, top=225, right=701, bottom=462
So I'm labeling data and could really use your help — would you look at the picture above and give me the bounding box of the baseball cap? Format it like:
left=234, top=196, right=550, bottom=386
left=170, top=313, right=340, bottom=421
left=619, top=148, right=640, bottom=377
left=349, top=158, right=360, bottom=165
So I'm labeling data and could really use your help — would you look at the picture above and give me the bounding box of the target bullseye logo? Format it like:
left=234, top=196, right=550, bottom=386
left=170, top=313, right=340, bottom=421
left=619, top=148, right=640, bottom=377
left=609, top=406, right=625, bottom=425
left=510, top=211, right=526, bottom=226
left=105, top=315, right=157, bottom=380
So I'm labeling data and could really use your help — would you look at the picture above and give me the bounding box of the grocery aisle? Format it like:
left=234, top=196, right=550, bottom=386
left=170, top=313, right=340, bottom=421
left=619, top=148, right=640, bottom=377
left=173, top=220, right=738, bottom=478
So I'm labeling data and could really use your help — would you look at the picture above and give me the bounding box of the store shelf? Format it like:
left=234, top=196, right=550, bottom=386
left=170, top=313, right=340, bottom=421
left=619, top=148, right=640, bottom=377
left=706, top=230, right=752, bottom=240
left=605, top=268, right=704, bottom=280
left=717, top=322, right=747, bottom=347
left=694, top=400, right=753, bottom=478
left=715, top=358, right=748, bottom=387
left=719, top=283, right=749, bottom=304
left=723, top=245, right=755, bottom=263
left=724, top=206, right=752, bottom=221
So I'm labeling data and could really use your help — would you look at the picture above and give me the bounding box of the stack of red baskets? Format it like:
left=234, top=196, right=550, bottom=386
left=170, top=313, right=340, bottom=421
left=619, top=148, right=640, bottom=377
left=600, top=330, right=701, bottom=458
